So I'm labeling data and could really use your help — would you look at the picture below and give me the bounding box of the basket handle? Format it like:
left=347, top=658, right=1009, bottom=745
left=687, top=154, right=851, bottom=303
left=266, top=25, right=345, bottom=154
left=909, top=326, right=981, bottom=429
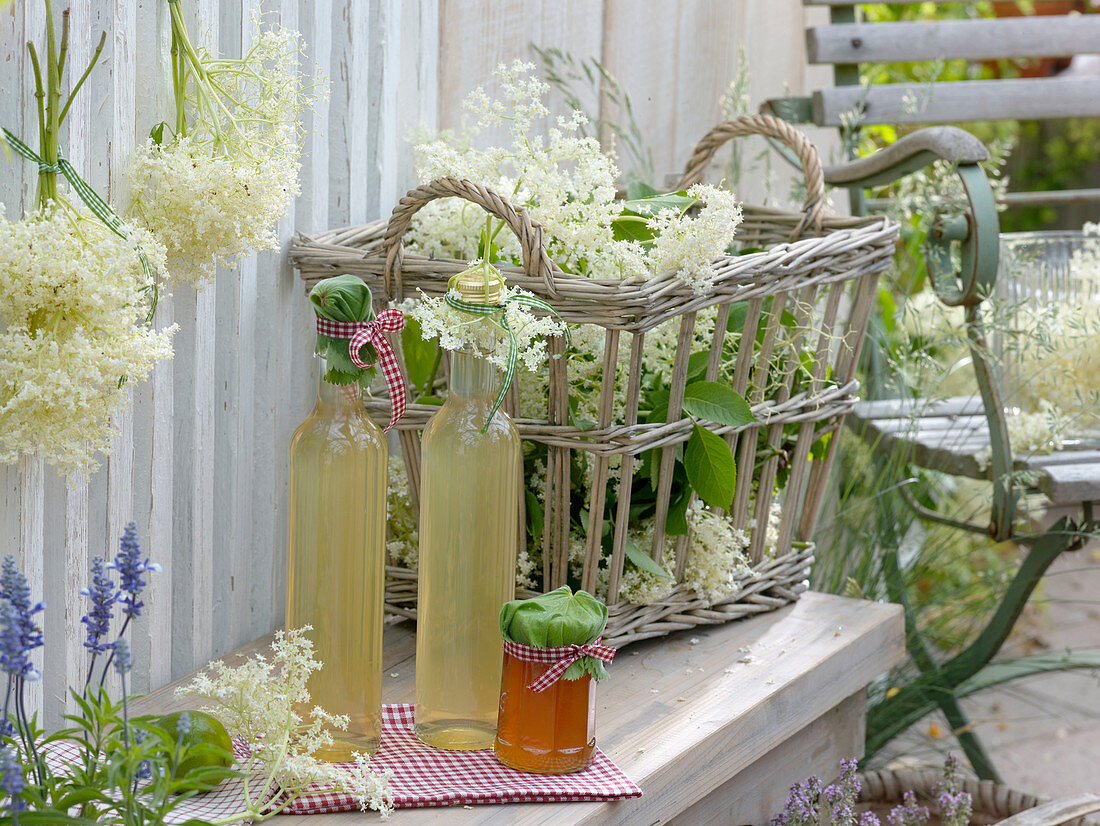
left=672, top=113, right=826, bottom=240
left=383, top=176, right=561, bottom=299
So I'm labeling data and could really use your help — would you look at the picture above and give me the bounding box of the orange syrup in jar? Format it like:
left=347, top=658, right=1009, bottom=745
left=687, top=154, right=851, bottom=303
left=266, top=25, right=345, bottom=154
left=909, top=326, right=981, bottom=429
left=493, top=648, right=596, bottom=774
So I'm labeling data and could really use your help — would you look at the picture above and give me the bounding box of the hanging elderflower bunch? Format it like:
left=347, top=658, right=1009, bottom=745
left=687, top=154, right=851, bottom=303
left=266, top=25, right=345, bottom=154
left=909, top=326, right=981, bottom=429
left=408, top=60, right=743, bottom=294
left=0, top=1, right=174, bottom=475
left=129, top=1, right=326, bottom=286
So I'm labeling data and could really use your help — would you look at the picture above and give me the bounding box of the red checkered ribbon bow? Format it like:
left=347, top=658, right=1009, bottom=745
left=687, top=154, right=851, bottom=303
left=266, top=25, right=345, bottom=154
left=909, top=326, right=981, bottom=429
left=315, top=310, right=407, bottom=432
left=503, top=638, right=616, bottom=693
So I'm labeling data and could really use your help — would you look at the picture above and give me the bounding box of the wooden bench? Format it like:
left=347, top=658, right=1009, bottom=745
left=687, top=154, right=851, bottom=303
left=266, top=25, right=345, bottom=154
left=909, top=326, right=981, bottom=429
left=847, top=397, right=1100, bottom=507
left=132, top=593, right=903, bottom=825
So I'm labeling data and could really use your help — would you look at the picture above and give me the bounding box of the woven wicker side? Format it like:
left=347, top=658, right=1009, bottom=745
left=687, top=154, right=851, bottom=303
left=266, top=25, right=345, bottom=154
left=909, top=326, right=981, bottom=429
left=289, top=117, right=899, bottom=648
left=856, top=770, right=1096, bottom=826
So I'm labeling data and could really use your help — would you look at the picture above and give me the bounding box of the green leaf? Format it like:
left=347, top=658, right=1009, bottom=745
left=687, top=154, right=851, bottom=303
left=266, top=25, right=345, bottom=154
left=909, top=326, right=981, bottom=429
left=626, top=180, right=659, bottom=200
left=685, top=424, right=736, bottom=509
left=685, top=350, right=711, bottom=386
left=956, top=651, right=1100, bottom=697
left=644, top=387, right=670, bottom=424
left=526, top=489, right=544, bottom=540
left=401, top=316, right=438, bottom=392
left=611, top=213, right=656, bottom=245
left=625, top=537, right=674, bottom=580
left=682, top=382, right=755, bottom=428
left=666, top=486, right=691, bottom=536
left=620, top=193, right=697, bottom=216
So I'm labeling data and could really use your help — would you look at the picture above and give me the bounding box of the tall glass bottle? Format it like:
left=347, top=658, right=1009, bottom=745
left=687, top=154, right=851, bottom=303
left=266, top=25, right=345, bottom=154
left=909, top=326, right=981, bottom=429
left=415, top=274, right=522, bottom=750
left=287, top=359, right=387, bottom=760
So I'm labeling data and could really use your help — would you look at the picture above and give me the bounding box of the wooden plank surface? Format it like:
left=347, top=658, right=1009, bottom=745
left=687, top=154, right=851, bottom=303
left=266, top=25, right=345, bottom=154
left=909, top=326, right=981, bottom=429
left=133, top=593, right=904, bottom=825
left=813, top=77, right=1100, bottom=127
left=808, top=17, right=1100, bottom=65
left=848, top=397, right=1100, bottom=504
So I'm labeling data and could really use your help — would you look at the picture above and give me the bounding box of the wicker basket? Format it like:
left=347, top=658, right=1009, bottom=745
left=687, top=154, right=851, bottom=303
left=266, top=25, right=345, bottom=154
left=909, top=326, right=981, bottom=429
left=857, top=770, right=1100, bottom=826
left=290, top=114, right=898, bottom=648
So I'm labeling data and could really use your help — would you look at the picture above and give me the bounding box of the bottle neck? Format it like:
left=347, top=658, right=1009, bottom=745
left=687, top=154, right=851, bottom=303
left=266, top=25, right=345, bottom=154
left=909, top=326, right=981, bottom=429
left=316, top=357, right=361, bottom=408
left=449, top=349, right=498, bottom=401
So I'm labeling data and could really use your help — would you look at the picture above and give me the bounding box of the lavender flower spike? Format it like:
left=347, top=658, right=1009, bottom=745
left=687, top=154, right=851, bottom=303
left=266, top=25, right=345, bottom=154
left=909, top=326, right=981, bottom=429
left=0, top=557, right=45, bottom=673
left=0, top=744, right=24, bottom=813
left=113, top=637, right=132, bottom=676
left=0, top=599, right=39, bottom=682
left=80, top=556, right=116, bottom=654
left=108, top=523, right=162, bottom=619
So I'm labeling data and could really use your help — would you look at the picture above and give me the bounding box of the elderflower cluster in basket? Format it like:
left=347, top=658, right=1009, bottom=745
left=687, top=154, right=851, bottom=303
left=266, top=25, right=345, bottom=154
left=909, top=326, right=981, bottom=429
left=130, top=19, right=326, bottom=286
left=0, top=206, right=175, bottom=474
left=408, top=60, right=742, bottom=294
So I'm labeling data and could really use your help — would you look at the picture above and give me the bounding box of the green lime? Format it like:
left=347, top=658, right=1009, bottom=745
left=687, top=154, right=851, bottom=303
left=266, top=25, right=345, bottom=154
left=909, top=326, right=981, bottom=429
left=156, top=710, right=234, bottom=788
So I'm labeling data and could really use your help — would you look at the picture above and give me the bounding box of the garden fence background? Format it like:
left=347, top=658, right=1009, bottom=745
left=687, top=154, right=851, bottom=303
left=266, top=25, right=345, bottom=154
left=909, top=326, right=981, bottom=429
left=0, top=0, right=836, bottom=724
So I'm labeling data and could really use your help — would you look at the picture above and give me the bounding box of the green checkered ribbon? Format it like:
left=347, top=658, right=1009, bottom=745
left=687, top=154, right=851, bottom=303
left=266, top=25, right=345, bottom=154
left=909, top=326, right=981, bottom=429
left=3, top=128, right=155, bottom=288
left=444, top=265, right=568, bottom=430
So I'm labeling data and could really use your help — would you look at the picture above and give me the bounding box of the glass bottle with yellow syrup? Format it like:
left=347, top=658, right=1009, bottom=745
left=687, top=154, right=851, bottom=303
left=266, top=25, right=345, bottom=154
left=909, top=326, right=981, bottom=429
left=415, top=269, right=522, bottom=750
left=287, top=356, right=387, bottom=760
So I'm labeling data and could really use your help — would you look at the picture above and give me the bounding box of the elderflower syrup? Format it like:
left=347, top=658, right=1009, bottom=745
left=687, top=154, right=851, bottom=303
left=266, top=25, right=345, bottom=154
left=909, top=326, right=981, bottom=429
left=415, top=275, right=522, bottom=751
left=287, top=359, right=387, bottom=759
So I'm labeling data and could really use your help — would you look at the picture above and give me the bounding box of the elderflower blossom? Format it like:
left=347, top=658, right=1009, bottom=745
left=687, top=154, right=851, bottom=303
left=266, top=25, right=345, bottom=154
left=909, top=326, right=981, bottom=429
left=974, top=401, right=1066, bottom=471
left=409, top=60, right=742, bottom=289
left=180, top=626, right=393, bottom=818
left=386, top=456, right=419, bottom=570
left=409, top=283, right=565, bottom=373
left=646, top=184, right=743, bottom=293
left=130, top=137, right=298, bottom=285
left=0, top=206, right=174, bottom=474
left=682, top=505, right=752, bottom=602
left=131, top=24, right=325, bottom=285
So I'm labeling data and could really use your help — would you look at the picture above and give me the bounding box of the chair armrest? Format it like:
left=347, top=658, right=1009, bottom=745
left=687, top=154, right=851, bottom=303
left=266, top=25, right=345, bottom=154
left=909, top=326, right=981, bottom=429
left=823, top=126, right=989, bottom=189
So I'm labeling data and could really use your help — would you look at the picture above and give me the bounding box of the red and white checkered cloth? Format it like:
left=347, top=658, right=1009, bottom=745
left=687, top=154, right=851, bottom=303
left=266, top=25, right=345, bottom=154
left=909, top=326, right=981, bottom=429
left=279, top=703, right=640, bottom=814
left=316, top=311, right=408, bottom=432
left=46, top=704, right=638, bottom=819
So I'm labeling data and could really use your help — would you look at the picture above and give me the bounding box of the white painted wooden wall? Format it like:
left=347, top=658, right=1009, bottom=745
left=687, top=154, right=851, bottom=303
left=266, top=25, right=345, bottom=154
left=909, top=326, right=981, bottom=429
left=0, top=0, right=828, bottom=725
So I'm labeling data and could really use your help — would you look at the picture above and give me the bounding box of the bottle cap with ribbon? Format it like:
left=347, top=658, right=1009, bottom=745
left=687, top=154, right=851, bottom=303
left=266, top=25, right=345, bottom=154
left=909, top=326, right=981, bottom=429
left=444, top=260, right=567, bottom=432
left=499, top=586, right=616, bottom=693
left=308, top=274, right=407, bottom=432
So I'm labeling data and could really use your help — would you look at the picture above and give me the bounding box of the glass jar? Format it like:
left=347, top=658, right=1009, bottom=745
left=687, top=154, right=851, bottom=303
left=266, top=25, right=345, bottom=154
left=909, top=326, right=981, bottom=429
left=414, top=317, right=522, bottom=750
left=494, top=648, right=596, bottom=774
left=286, top=359, right=387, bottom=759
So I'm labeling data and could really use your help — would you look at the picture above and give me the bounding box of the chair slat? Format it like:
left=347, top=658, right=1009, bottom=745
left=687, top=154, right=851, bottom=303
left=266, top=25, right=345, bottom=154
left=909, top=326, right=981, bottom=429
left=804, top=0, right=984, bottom=5
left=808, top=17, right=1100, bottom=65
left=813, top=77, right=1100, bottom=127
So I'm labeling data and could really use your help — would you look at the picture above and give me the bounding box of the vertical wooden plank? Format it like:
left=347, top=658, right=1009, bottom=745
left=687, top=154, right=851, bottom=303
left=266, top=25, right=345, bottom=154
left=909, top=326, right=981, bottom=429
left=369, top=0, right=400, bottom=219
left=18, top=458, right=44, bottom=718
left=139, top=0, right=176, bottom=692
left=329, top=0, right=371, bottom=225
left=223, top=0, right=261, bottom=656
left=436, top=1, right=602, bottom=135
left=0, top=4, right=26, bottom=639
left=55, top=0, right=93, bottom=718
left=188, top=0, right=220, bottom=672
left=15, top=0, right=47, bottom=725
left=0, top=3, right=25, bottom=214
left=395, top=0, right=438, bottom=189
left=600, top=1, right=682, bottom=180
left=671, top=0, right=740, bottom=171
